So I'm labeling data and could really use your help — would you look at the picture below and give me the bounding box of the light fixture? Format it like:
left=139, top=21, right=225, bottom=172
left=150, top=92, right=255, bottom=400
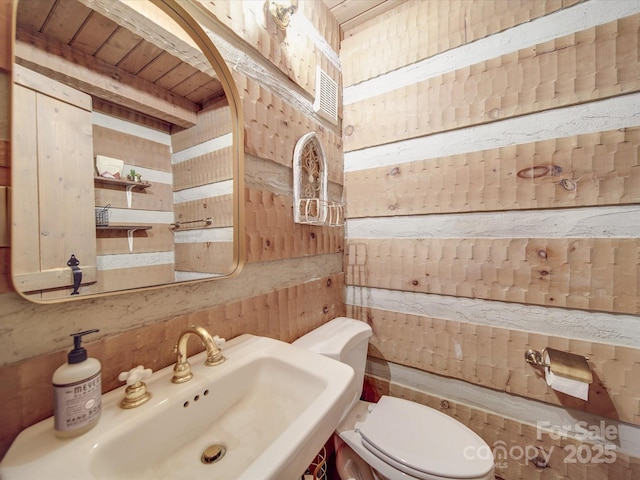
left=269, top=0, right=298, bottom=30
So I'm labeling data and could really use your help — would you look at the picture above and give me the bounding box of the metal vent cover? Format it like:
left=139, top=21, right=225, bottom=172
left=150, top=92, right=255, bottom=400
left=313, top=66, right=338, bottom=124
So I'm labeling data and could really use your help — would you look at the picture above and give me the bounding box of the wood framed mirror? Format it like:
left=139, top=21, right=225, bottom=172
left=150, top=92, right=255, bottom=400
left=10, top=0, right=244, bottom=303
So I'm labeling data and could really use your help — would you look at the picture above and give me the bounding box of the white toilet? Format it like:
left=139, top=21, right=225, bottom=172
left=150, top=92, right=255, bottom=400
left=293, top=317, right=495, bottom=480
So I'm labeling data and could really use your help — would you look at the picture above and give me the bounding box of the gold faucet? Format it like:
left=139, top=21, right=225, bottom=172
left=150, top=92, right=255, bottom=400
left=171, top=325, right=225, bottom=384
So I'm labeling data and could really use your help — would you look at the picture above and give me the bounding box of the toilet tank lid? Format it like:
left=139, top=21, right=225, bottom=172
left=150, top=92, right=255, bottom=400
left=292, top=317, right=372, bottom=360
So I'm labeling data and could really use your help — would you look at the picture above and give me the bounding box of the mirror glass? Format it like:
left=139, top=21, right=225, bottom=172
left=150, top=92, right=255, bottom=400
left=11, top=0, right=243, bottom=303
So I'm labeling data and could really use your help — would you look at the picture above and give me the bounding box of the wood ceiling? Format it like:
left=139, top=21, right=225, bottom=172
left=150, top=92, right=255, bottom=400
left=323, top=0, right=400, bottom=34
left=14, top=0, right=398, bottom=125
left=15, top=0, right=224, bottom=128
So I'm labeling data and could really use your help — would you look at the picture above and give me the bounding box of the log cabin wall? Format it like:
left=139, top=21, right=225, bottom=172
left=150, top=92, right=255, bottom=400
left=342, top=0, right=640, bottom=478
left=172, top=101, right=235, bottom=277
left=0, top=0, right=343, bottom=459
left=93, top=104, right=176, bottom=292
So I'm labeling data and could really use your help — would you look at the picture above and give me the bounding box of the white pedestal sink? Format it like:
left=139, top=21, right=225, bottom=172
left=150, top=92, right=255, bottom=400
left=0, top=334, right=356, bottom=480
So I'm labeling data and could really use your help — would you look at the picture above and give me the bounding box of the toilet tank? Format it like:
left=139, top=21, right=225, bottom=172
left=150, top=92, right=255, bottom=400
left=293, top=317, right=372, bottom=400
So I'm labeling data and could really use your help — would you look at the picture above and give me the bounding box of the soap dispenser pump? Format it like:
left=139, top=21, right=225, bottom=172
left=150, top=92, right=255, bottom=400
left=52, top=329, right=102, bottom=438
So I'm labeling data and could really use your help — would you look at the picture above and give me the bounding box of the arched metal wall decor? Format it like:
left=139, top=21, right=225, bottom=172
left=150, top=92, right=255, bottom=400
left=293, top=133, right=343, bottom=226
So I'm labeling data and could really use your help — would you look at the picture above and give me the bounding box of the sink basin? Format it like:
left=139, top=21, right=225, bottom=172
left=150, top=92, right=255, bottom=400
left=0, top=334, right=356, bottom=480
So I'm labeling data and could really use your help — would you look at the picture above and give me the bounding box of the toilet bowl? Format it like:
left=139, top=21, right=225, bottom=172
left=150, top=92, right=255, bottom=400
left=293, top=317, right=494, bottom=480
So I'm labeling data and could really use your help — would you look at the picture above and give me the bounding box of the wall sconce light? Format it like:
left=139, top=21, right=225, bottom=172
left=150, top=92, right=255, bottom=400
left=269, top=0, right=298, bottom=30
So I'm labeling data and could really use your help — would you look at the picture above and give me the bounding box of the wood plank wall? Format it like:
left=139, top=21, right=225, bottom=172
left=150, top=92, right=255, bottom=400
left=192, top=0, right=341, bottom=99
left=0, top=0, right=343, bottom=462
left=172, top=100, right=235, bottom=276
left=92, top=107, right=176, bottom=292
left=342, top=0, right=640, bottom=478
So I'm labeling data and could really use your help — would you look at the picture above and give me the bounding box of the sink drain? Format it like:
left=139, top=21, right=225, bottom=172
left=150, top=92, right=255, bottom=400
left=201, top=444, right=226, bottom=464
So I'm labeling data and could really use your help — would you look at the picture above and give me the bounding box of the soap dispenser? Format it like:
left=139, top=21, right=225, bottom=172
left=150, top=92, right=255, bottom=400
left=52, top=329, right=102, bottom=438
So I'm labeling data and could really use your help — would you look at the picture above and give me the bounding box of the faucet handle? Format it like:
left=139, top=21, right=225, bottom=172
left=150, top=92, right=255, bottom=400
left=118, top=365, right=152, bottom=385
left=118, top=366, right=152, bottom=409
left=213, top=335, right=226, bottom=347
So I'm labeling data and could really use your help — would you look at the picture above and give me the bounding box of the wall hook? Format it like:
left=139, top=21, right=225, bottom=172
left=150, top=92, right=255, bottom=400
left=66, top=254, right=82, bottom=295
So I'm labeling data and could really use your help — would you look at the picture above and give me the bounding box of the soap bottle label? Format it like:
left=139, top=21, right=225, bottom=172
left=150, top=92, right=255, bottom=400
left=53, top=371, right=102, bottom=432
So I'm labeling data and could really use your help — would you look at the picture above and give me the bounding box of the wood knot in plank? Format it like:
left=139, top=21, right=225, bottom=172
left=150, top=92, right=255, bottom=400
left=517, top=165, right=563, bottom=179
left=559, top=178, right=576, bottom=191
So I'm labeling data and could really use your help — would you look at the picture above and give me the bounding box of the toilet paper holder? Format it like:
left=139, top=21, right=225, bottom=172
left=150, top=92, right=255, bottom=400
left=525, top=348, right=593, bottom=384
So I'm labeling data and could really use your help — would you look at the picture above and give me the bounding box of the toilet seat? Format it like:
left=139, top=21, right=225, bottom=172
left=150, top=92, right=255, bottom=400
left=356, top=396, right=494, bottom=480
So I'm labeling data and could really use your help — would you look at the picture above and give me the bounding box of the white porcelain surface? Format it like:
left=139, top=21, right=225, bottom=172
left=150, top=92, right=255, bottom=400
left=337, top=401, right=495, bottom=480
left=359, top=396, right=494, bottom=479
left=0, top=334, right=356, bottom=480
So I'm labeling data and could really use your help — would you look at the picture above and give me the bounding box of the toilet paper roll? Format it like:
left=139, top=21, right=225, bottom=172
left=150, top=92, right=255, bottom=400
left=544, top=352, right=589, bottom=401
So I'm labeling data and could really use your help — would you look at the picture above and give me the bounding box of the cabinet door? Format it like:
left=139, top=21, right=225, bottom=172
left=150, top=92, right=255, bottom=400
left=12, top=66, right=97, bottom=300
